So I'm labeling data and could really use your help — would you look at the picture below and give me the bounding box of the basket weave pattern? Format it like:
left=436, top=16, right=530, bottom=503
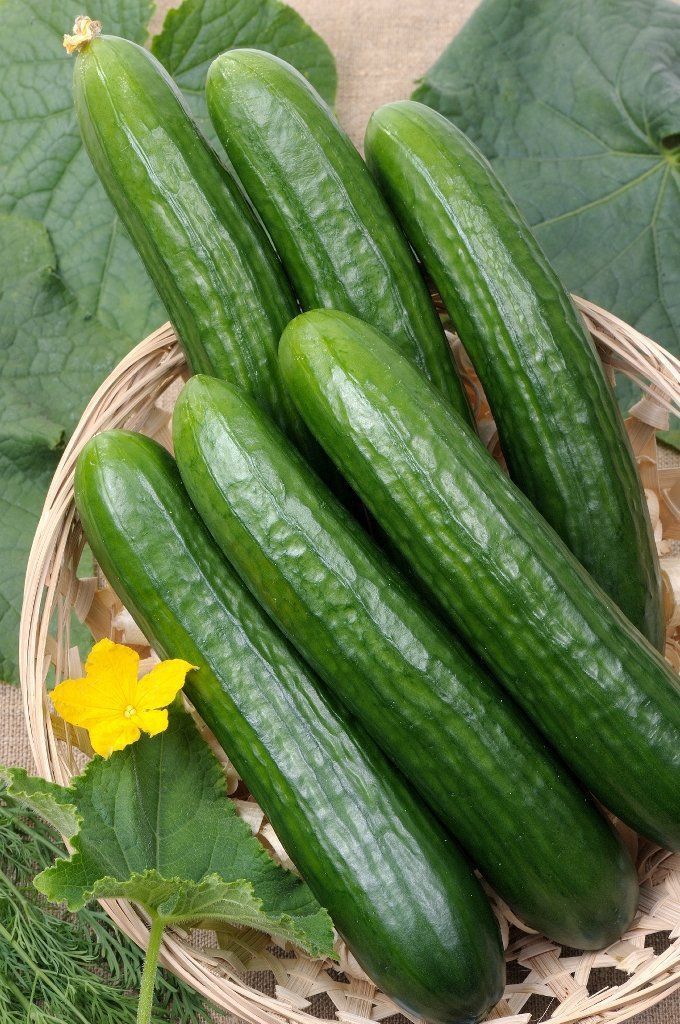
left=19, top=298, right=680, bottom=1024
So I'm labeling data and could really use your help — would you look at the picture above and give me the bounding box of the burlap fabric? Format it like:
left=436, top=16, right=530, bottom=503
left=2, top=1, right=678, bottom=1021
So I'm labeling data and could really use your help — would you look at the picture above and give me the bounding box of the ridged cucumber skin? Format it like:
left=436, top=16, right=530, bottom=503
left=72, top=36, right=312, bottom=457
left=173, top=374, right=638, bottom=949
left=205, top=50, right=471, bottom=426
left=364, top=100, right=663, bottom=650
left=279, top=310, right=680, bottom=851
left=74, top=429, right=504, bottom=1024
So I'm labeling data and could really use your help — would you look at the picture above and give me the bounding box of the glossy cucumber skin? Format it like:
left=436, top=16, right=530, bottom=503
left=73, top=36, right=312, bottom=456
left=279, top=310, right=680, bottom=851
left=173, top=374, right=638, bottom=948
left=364, top=101, right=663, bottom=650
left=74, top=429, right=504, bottom=1024
left=205, top=50, right=471, bottom=425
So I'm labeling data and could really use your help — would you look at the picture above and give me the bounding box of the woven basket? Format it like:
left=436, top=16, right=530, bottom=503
left=19, top=297, right=680, bottom=1024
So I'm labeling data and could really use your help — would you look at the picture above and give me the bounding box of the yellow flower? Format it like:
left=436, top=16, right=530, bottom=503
left=51, top=639, right=195, bottom=758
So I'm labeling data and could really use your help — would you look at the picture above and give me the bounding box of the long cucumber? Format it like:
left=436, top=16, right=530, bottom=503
left=365, top=100, right=663, bottom=648
left=74, top=429, right=504, bottom=1024
left=173, top=373, right=638, bottom=949
left=205, top=50, right=471, bottom=424
left=279, top=309, right=680, bottom=851
left=70, top=32, right=312, bottom=456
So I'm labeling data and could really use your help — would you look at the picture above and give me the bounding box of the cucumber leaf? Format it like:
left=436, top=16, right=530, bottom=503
left=1, top=706, right=335, bottom=959
left=0, top=442, right=61, bottom=684
left=0, top=765, right=80, bottom=840
left=413, top=0, right=680, bottom=358
left=0, top=213, right=132, bottom=684
left=0, top=784, right=214, bottom=1023
left=658, top=430, right=680, bottom=453
left=152, top=0, right=337, bottom=149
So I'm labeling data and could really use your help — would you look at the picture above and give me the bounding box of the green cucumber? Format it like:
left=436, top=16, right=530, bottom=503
left=173, top=374, right=638, bottom=949
left=74, top=429, right=504, bottom=1024
left=205, top=50, right=471, bottom=425
left=279, top=309, right=680, bottom=851
left=71, top=34, right=311, bottom=456
left=364, top=100, right=663, bottom=649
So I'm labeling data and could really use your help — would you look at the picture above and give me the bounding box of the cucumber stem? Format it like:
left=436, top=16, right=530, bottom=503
left=63, top=16, right=102, bottom=55
left=136, top=915, right=165, bottom=1024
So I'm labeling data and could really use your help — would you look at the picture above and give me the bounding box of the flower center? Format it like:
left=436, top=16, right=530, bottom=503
left=123, top=704, right=137, bottom=719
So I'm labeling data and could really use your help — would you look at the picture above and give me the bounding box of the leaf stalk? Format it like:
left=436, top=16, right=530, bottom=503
left=136, top=917, right=165, bottom=1024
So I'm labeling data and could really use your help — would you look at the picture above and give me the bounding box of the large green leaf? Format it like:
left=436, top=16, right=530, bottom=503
left=152, top=0, right=337, bottom=149
left=413, top=0, right=680, bottom=356
left=0, top=442, right=60, bottom=683
left=0, top=0, right=163, bottom=339
left=2, top=707, right=335, bottom=958
left=0, top=214, right=132, bottom=683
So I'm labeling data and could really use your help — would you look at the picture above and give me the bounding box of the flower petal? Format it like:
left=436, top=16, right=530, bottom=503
left=135, top=659, right=195, bottom=711
left=133, top=709, right=169, bottom=738
left=51, top=675, right=125, bottom=728
left=85, top=638, right=140, bottom=706
left=88, top=717, right=141, bottom=758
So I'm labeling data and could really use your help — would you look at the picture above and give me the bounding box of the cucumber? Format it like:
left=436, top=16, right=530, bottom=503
left=364, top=101, right=663, bottom=649
left=279, top=310, right=680, bottom=851
left=71, top=34, right=312, bottom=456
left=173, top=374, right=638, bottom=948
left=74, top=429, right=504, bottom=1024
left=205, top=50, right=471, bottom=425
